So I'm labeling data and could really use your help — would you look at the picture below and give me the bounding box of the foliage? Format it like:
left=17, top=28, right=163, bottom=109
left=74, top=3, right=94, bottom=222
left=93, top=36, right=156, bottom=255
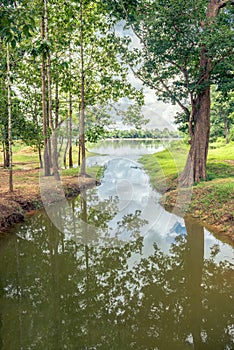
left=119, top=103, right=149, bottom=129
left=210, top=89, right=234, bottom=142
left=106, top=0, right=234, bottom=184
left=0, top=0, right=146, bottom=179
left=110, top=0, right=233, bottom=103
left=139, top=141, right=188, bottom=192
left=140, top=141, right=234, bottom=188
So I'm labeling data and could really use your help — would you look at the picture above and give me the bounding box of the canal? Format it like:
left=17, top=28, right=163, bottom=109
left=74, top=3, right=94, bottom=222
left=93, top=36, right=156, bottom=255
left=0, top=140, right=233, bottom=349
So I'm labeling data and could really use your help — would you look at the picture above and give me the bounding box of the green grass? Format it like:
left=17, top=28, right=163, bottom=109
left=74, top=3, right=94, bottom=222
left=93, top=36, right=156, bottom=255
left=194, top=180, right=234, bottom=204
left=140, top=141, right=234, bottom=189
left=206, top=141, right=234, bottom=180
left=139, top=141, right=188, bottom=190
left=206, top=162, right=234, bottom=180
left=208, top=141, right=234, bottom=161
left=140, top=140, right=234, bottom=238
left=0, top=140, right=101, bottom=170
left=61, top=165, right=104, bottom=180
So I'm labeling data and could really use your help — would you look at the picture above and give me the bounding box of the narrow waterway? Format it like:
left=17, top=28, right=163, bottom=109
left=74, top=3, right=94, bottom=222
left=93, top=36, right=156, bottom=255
left=0, top=140, right=233, bottom=350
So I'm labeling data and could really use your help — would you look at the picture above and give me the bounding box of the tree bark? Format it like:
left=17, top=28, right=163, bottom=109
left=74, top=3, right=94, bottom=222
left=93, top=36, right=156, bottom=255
left=1, top=84, right=9, bottom=169
left=63, top=118, right=69, bottom=169
left=3, top=138, right=10, bottom=169
left=78, top=139, right=81, bottom=167
left=55, top=80, right=59, bottom=129
left=179, top=52, right=211, bottom=186
left=224, top=117, right=229, bottom=144
left=6, top=43, right=13, bottom=192
left=179, top=0, right=229, bottom=186
left=45, top=0, right=60, bottom=180
left=79, top=0, right=86, bottom=176
left=41, top=0, right=51, bottom=176
left=69, top=92, right=73, bottom=168
left=38, top=144, right=43, bottom=169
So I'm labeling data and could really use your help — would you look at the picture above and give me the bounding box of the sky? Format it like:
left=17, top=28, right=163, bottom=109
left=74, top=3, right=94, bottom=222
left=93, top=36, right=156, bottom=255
left=114, top=21, right=181, bottom=131
left=129, top=74, right=180, bottom=131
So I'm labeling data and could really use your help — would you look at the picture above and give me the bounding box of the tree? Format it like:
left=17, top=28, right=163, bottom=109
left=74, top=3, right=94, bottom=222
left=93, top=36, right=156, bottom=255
left=210, top=89, right=234, bottom=143
left=179, top=0, right=234, bottom=185
left=107, top=0, right=234, bottom=186
left=6, top=43, right=13, bottom=191
left=0, top=0, right=36, bottom=189
left=75, top=0, right=143, bottom=176
left=41, top=0, right=51, bottom=176
left=117, top=103, right=149, bottom=130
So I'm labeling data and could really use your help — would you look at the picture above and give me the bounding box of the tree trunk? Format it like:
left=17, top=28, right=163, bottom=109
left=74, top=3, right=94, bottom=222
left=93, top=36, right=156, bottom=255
left=6, top=43, right=13, bottom=192
left=58, top=136, right=64, bottom=159
left=78, top=139, right=81, bottom=167
left=55, top=81, right=59, bottom=128
left=224, top=117, right=229, bottom=144
left=63, top=140, right=69, bottom=169
left=69, top=92, right=73, bottom=168
left=45, top=0, right=60, bottom=180
left=179, top=79, right=210, bottom=186
left=79, top=0, right=86, bottom=176
left=41, top=0, right=51, bottom=176
left=3, top=138, right=10, bottom=169
left=63, top=118, right=69, bottom=169
left=179, top=0, right=228, bottom=186
left=38, top=144, right=43, bottom=169
left=80, top=81, right=86, bottom=175
left=1, top=86, right=9, bottom=169
left=2, top=139, right=6, bottom=168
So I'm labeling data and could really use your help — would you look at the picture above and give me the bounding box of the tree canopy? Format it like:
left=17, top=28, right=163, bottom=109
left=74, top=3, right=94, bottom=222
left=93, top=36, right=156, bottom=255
left=0, top=0, right=233, bottom=188
left=106, top=0, right=234, bottom=185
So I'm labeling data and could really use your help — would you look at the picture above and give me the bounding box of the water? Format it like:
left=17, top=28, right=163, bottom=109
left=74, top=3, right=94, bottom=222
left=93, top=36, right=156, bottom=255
left=0, top=140, right=233, bottom=350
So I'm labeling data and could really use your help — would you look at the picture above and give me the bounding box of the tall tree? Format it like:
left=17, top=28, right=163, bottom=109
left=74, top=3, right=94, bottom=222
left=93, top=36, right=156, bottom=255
left=79, top=0, right=86, bottom=176
left=108, top=0, right=234, bottom=186
left=179, top=0, right=234, bottom=185
left=6, top=43, right=13, bottom=192
left=77, top=0, right=142, bottom=176
left=45, top=0, right=60, bottom=180
left=41, top=0, right=51, bottom=176
left=0, top=0, right=36, bottom=187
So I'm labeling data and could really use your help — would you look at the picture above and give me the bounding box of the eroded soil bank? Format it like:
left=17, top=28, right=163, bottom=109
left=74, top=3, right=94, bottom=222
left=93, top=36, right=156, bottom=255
left=0, top=167, right=99, bottom=235
left=160, top=183, right=234, bottom=245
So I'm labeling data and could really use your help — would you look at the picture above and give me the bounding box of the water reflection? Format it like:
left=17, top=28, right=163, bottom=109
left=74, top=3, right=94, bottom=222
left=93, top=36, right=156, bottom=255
left=0, top=139, right=233, bottom=349
left=87, top=139, right=164, bottom=166
left=0, top=200, right=233, bottom=349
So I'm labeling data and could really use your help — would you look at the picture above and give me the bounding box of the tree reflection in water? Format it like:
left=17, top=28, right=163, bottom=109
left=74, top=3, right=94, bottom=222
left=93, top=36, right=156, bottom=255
left=0, top=190, right=233, bottom=350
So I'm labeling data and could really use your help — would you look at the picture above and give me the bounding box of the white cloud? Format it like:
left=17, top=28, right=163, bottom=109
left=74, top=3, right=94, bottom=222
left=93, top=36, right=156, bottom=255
left=113, top=22, right=181, bottom=130
left=142, top=86, right=180, bottom=130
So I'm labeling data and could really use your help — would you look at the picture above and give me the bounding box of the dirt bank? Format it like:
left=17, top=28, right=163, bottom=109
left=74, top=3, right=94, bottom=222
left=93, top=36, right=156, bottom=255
left=0, top=167, right=99, bottom=235
left=160, top=181, right=234, bottom=245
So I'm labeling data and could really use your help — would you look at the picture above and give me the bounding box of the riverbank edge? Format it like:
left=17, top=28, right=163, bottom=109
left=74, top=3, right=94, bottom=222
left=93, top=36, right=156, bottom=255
left=145, top=178, right=234, bottom=246
left=139, top=155, right=234, bottom=245
left=159, top=186, right=234, bottom=245
left=0, top=177, right=100, bottom=235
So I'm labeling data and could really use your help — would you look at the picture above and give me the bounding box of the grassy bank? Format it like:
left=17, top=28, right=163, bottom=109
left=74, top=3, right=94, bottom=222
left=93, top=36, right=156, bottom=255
left=139, top=140, right=234, bottom=243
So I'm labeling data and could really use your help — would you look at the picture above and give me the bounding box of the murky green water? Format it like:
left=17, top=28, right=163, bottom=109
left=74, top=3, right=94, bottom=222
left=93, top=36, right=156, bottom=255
left=0, top=140, right=233, bottom=350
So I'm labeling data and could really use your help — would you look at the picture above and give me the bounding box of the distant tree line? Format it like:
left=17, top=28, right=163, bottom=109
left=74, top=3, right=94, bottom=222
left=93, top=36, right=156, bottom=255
left=105, top=128, right=180, bottom=140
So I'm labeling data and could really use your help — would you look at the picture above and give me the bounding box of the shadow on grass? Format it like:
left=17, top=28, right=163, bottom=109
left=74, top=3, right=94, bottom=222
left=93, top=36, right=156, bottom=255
left=207, top=161, right=234, bottom=180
